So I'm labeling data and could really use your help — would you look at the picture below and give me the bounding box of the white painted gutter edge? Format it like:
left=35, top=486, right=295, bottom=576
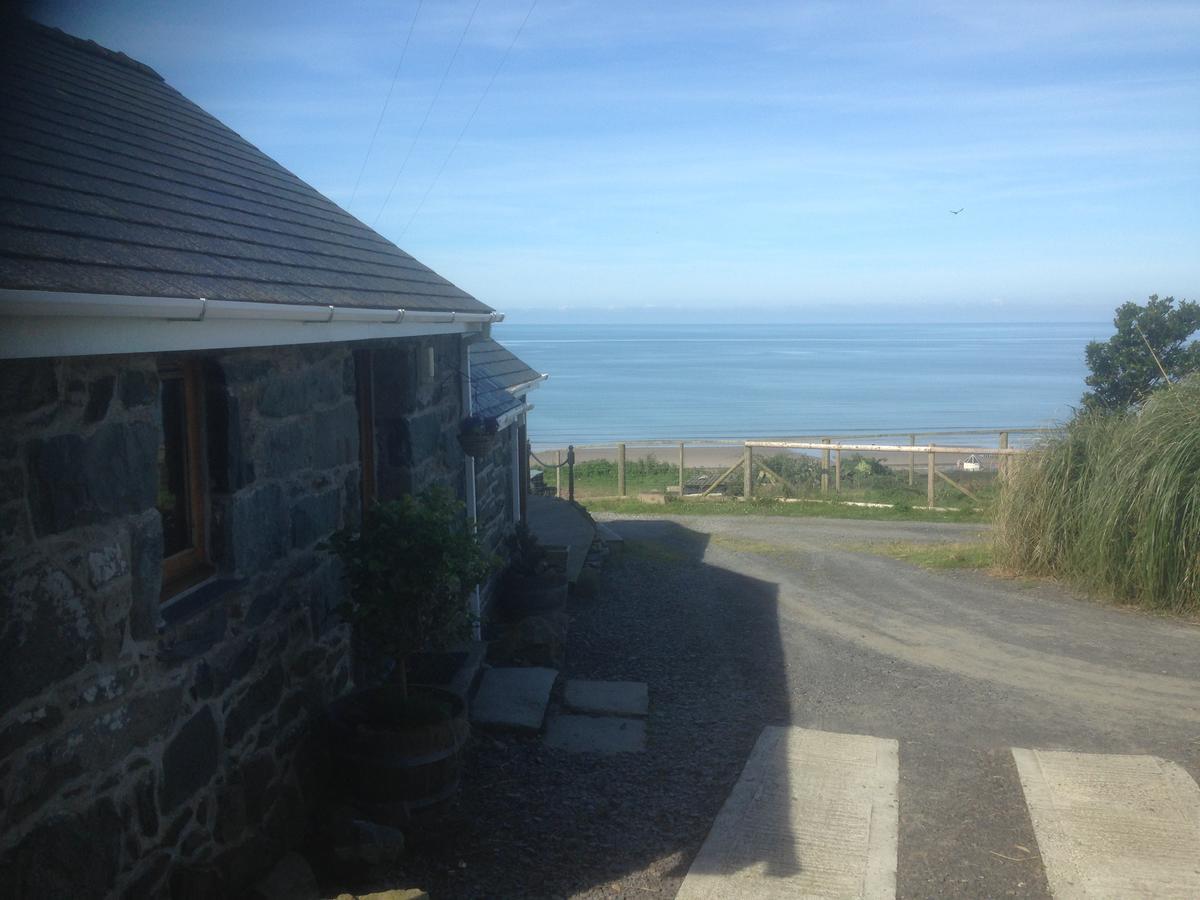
left=508, top=373, right=549, bottom=396
left=0, top=289, right=505, bottom=360
left=0, top=288, right=503, bottom=324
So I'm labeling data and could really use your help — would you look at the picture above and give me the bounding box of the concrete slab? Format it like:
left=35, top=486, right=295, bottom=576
left=564, top=679, right=648, bottom=717
left=543, top=714, right=646, bottom=753
left=1013, top=748, right=1200, bottom=898
left=469, top=667, right=558, bottom=732
left=527, top=495, right=595, bottom=584
left=676, top=726, right=899, bottom=900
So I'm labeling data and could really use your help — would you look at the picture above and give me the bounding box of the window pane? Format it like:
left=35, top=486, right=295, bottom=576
left=158, top=374, right=191, bottom=556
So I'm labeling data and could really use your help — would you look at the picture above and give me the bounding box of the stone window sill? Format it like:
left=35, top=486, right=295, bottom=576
left=158, top=575, right=243, bottom=665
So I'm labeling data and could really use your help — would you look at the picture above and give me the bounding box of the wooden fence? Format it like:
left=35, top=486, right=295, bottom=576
left=530, top=428, right=1040, bottom=509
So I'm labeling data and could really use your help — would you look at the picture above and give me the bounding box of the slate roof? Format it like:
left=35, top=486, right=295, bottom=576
left=470, top=338, right=544, bottom=392
left=470, top=338, right=543, bottom=422
left=471, top=369, right=525, bottom=422
left=0, top=19, right=491, bottom=315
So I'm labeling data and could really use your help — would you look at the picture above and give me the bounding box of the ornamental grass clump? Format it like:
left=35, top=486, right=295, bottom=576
left=994, top=376, right=1200, bottom=613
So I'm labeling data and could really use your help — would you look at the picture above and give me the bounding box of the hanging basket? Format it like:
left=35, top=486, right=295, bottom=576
left=458, top=415, right=500, bottom=459
left=458, top=430, right=497, bottom=459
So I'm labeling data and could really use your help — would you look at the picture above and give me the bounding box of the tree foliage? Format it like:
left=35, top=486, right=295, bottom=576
left=324, top=489, right=497, bottom=693
left=1082, top=295, right=1200, bottom=411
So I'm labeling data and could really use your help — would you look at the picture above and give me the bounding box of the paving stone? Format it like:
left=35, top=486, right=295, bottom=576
left=1013, top=748, right=1200, bottom=898
left=543, top=714, right=646, bottom=754
left=676, top=726, right=899, bottom=900
left=564, top=679, right=648, bottom=717
left=470, top=667, right=557, bottom=732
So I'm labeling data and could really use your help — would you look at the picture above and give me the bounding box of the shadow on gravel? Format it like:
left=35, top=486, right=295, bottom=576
left=331, top=518, right=796, bottom=899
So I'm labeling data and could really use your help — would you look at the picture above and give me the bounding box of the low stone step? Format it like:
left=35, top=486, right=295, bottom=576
left=469, top=666, right=558, bottom=732
left=564, top=679, right=648, bottom=717
left=594, top=522, right=624, bottom=558
left=544, top=714, right=646, bottom=754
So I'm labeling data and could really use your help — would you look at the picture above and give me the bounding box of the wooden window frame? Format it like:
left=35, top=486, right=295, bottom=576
left=159, top=359, right=212, bottom=599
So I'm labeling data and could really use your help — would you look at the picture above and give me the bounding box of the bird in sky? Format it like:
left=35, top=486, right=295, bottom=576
left=950, top=208, right=964, bottom=215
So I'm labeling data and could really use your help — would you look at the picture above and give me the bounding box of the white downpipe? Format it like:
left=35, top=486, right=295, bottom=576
left=462, top=336, right=482, bottom=640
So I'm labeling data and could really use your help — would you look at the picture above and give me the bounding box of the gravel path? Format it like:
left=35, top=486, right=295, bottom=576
left=337, top=518, right=792, bottom=899
left=329, top=513, right=1200, bottom=899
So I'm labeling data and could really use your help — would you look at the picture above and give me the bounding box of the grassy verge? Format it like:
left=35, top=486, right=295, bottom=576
left=846, top=539, right=995, bottom=570
left=560, top=452, right=1000, bottom=510
left=994, top=377, right=1199, bottom=614
left=581, top=496, right=989, bottom=524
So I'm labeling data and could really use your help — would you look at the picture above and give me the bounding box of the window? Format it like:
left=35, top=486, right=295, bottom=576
left=158, top=359, right=211, bottom=598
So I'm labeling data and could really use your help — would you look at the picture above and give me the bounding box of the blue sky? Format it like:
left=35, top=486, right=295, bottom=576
left=32, top=0, right=1200, bottom=322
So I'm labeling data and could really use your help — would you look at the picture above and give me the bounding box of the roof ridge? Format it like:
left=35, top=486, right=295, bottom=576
left=14, top=17, right=164, bottom=83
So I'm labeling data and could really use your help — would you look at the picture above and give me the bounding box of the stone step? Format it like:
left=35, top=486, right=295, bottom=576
left=544, top=714, right=646, bottom=754
left=594, top=522, right=624, bottom=559
left=563, top=679, right=648, bottom=717
left=527, top=495, right=596, bottom=585
left=469, top=666, right=558, bottom=733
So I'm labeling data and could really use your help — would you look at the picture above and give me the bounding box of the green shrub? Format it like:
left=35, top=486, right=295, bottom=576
left=995, top=376, right=1200, bottom=612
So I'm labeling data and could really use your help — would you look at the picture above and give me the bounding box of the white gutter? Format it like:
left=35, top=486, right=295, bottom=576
left=507, top=373, right=549, bottom=396
left=0, top=289, right=505, bottom=359
left=0, top=289, right=503, bottom=324
left=495, top=402, right=529, bottom=431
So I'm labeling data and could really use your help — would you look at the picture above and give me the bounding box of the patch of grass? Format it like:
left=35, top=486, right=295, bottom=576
left=710, top=534, right=797, bottom=558
left=848, top=540, right=995, bottom=571
left=994, top=377, right=1200, bottom=614
left=581, top=496, right=988, bottom=524
left=624, top=539, right=693, bottom=564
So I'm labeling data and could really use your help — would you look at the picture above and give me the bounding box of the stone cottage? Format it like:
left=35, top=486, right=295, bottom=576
left=0, top=19, right=542, bottom=898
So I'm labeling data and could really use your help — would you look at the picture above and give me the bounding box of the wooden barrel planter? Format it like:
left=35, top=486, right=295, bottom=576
left=497, top=569, right=569, bottom=620
left=326, top=684, right=469, bottom=825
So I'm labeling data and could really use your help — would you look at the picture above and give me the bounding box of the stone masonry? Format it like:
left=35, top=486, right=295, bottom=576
left=0, top=333, right=481, bottom=897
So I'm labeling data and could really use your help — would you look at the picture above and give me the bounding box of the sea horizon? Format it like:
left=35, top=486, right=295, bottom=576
left=494, top=321, right=1113, bottom=447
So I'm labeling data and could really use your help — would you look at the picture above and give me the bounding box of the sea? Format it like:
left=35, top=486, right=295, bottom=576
left=496, top=322, right=1112, bottom=448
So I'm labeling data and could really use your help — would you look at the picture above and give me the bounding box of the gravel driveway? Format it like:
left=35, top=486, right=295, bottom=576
left=342, top=514, right=1200, bottom=899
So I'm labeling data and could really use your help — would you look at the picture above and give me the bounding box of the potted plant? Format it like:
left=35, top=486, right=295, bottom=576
left=497, top=521, right=569, bottom=620
left=457, top=413, right=500, bottom=459
left=323, top=489, right=497, bottom=824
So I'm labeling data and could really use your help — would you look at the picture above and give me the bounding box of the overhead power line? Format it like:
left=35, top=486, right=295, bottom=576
left=399, top=0, right=538, bottom=239
left=348, top=0, right=424, bottom=210
left=372, top=0, right=483, bottom=227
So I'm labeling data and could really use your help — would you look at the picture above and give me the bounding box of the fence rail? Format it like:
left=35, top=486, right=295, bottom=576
left=530, top=428, right=1038, bottom=509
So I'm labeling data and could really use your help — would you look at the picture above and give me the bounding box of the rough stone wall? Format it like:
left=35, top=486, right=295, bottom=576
left=370, top=334, right=467, bottom=503
left=474, top=423, right=517, bottom=557
left=0, top=340, right=393, bottom=897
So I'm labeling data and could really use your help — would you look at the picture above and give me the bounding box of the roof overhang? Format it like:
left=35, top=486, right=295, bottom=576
left=0, top=289, right=504, bottom=359
left=495, top=402, right=530, bottom=431
left=508, top=373, right=549, bottom=396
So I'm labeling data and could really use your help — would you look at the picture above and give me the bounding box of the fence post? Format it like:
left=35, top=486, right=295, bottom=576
left=835, top=448, right=842, bottom=493
left=908, top=434, right=916, bottom=486
left=617, top=442, right=626, bottom=497
left=821, top=438, right=830, bottom=493
left=567, top=445, right=575, bottom=502
left=556, top=449, right=562, bottom=497
left=999, top=431, right=1009, bottom=479
left=744, top=444, right=754, bottom=500
left=927, top=444, right=936, bottom=508
left=678, top=441, right=685, bottom=496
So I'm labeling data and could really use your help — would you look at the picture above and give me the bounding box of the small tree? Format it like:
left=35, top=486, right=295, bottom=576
left=1082, top=295, right=1200, bottom=411
left=325, top=489, right=496, bottom=698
